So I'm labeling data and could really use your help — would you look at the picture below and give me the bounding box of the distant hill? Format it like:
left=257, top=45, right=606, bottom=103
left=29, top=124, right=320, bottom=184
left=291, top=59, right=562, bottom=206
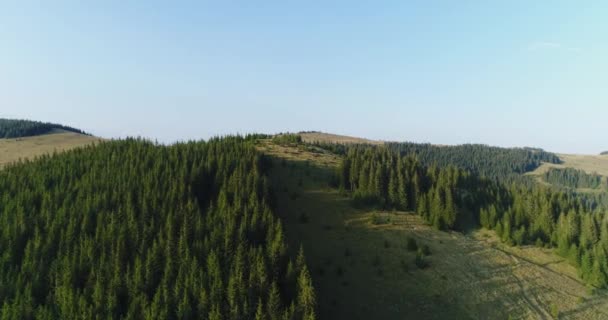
left=299, top=131, right=383, bottom=145
left=302, top=132, right=560, bottom=181
left=601, top=151, right=608, bottom=156
left=0, top=131, right=102, bottom=168
left=0, top=118, right=87, bottom=138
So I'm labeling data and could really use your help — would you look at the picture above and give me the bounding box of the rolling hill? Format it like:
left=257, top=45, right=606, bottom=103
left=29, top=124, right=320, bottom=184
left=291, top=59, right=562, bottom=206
left=0, top=130, right=102, bottom=168
left=2, top=126, right=608, bottom=319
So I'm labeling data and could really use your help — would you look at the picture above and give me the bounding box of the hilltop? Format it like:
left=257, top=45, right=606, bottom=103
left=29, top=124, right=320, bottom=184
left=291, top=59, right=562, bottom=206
left=299, top=131, right=384, bottom=145
left=0, top=118, right=88, bottom=138
left=0, top=119, right=100, bottom=168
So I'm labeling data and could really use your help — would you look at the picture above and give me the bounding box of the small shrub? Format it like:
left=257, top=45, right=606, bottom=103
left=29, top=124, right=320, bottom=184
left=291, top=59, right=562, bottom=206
left=384, top=240, right=390, bottom=248
left=550, top=304, right=559, bottom=319
left=344, top=248, right=352, bottom=257
left=406, top=237, right=418, bottom=251
left=420, top=244, right=431, bottom=256
left=371, top=213, right=390, bottom=225
left=414, top=252, right=428, bottom=269
left=372, top=255, right=381, bottom=267
left=298, top=212, right=309, bottom=224
left=400, top=259, right=409, bottom=272
left=336, top=266, right=345, bottom=277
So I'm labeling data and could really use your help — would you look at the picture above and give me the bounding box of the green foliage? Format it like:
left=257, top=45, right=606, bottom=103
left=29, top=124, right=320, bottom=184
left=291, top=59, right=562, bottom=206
left=0, top=118, right=87, bottom=138
left=272, top=134, right=303, bottom=146
left=420, top=244, right=431, bottom=256
left=414, top=252, right=429, bottom=269
left=550, top=303, right=560, bottom=319
left=0, top=137, right=315, bottom=319
left=386, top=142, right=560, bottom=181
left=406, top=237, right=418, bottom=251
left=371, top=213, right=390, bottom=225
left=543, top=167, right=605, bottom=190
left=336, top=145, right=608, bottom=288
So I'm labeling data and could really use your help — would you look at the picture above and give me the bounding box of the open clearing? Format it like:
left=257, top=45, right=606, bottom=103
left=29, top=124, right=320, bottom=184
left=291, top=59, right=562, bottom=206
left=531, top=154, right=608, bottom=177
left=300, top=132, right=384, bottom=145
left=0, top=131, right=102, bottom=168
left=259, top=140, right=608, bottom=320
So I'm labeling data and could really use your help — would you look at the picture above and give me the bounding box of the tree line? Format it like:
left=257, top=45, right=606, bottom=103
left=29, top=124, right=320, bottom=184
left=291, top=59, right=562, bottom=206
left=0, top=119, right=88, bottom=139
left=543, top=167, right=605, bottom=190
left=386, top=142, right=561, bottom=181
left=0, top=137, right=315, bottom=319
left=309, top=141, right=561, bottom=182
left=337, top=145, right=608, bottom=288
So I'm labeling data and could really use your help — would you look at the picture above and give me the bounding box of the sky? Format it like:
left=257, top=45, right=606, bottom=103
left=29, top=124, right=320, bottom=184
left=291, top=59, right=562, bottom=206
left=1, top=1, right=607, bottom=154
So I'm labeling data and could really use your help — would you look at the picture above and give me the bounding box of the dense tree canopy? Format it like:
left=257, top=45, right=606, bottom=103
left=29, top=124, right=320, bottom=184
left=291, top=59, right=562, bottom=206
left=543, top=168, right=605, bottom=190
left=386, top=143, right=561, bottom=181
left=310, top=141, right=560, bottom=182
left=0, top=137, right=315, bottom=319
left=0, top=119, right=87, bottom=139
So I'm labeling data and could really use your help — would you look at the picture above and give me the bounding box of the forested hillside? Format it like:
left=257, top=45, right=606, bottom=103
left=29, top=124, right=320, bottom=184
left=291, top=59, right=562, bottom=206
left=311, top=140, right=561, bottom=181
left=0, top=137, right=315, bottom=319
left=0, top=119, right=87, bottom=139
left=338, top=146, right=608, bottom=288
left=386, top=143, right=561, bottom=181
left=543, top=168, right=606, bottom=190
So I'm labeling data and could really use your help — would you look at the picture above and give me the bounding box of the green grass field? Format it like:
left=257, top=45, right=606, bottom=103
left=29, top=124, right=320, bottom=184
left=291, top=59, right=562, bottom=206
left=0, top=130, right=102, bottom=168
left=259, top=140, right=608, bottom=320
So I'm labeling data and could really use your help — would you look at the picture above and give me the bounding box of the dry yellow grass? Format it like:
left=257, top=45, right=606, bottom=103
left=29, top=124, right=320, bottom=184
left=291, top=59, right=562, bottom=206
left=261, top=141, right=608, bottom=320
left=0, top=131, right=102, bottom=168
left=531, top=153, right=608, bottom=177
left=299, top=132, right=384, bottom=145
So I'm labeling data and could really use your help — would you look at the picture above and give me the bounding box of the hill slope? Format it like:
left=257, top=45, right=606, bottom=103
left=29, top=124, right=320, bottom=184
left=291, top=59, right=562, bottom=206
left=0, top=118, right=87, bottom=138
left=299, top=132, right=383, bottom=145
left=0, top=137, right=314, bottom=319
left=0, top=130, right=101, bottom=168
left=532, top=153, right=608, bottom=177
left=259, top=140, right=608, bottom=319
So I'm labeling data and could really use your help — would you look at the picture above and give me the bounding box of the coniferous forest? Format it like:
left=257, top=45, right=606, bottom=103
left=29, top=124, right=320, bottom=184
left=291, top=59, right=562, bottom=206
left=0, top=137, right=315, bottom=319
left=543, top=167, right=606, bottom=190
left=336, top=145, right=608, bottom=288
left=385, top=142, right=561, bottom=181
left=0, top=119, right=87, bottom=139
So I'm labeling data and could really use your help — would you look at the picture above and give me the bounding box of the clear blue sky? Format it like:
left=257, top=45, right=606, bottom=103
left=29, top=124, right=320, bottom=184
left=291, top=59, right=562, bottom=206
left=1, top=1, right=606, bottom=154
